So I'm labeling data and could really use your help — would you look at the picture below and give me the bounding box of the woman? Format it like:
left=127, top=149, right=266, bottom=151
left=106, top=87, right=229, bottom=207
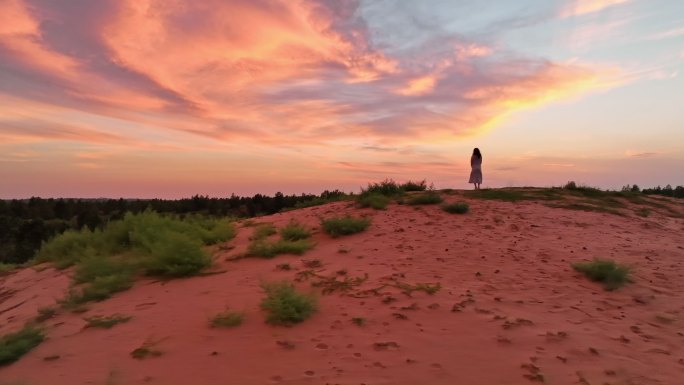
left=469, top=148, right=482, bottom=190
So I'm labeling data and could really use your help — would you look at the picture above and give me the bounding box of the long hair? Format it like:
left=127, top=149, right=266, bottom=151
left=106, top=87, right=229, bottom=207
left=473, top=148, right=482, bottom=160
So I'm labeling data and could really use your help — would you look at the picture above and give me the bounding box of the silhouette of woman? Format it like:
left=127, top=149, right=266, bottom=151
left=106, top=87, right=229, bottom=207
left=469, top=148, right=482, bottom=190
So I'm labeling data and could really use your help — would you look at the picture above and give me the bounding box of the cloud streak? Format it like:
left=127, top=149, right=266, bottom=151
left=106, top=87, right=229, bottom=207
left=0, top=0, right=619, bottom=148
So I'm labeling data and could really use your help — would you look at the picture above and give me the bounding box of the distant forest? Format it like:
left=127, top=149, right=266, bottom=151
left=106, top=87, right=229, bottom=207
left=0, top=190, right=346, bottom=265
left=1, top=185, right=681, bottom=265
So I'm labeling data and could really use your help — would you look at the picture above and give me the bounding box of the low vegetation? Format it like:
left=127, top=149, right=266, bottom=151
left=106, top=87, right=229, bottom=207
left=279, top=221, right=311, bottom=241
left=357, top=193, right=390, bottom=210
left=251, top=223, right=276, bottom=240
left=0, top=325, right=45, bottom=366
left=321, top=215, right=371, bottom=237
left=360, top=179, right=429, bottom=197
left=84, top=314, right=132, bottom=329
left=260, top=281, right=317, bottom=325
left=407, top=192, right=443, bottom=205
left=35, top=307, right=57, bottom=322
left=0, top=263, right=18, bottom=274
left=247, top=239, right=313, bottom=258
left=572, top=258, right=631, bottom=290
left=442, top=202, right=470, bottom=214
left=131, top=341, right=163, bottom=359
left=210, top=311, right=244, bottom=328
left=34, top=211, right=235, bottom=305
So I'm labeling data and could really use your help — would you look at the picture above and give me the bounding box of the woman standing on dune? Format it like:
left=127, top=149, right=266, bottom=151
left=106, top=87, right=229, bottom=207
left=469, top=148, right=483, bottom=190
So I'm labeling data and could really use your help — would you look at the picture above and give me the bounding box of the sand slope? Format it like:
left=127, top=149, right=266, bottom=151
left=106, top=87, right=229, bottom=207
left=1, top=192, right=683, bottom=385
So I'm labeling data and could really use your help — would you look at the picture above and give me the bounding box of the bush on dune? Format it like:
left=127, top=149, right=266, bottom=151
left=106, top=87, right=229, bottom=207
left=442, top=202, right=469, bottom=214
left=279, top=221, right=311, bottom=241
left=0, top=325, right=45, bottom=366
left=572, top=258, right=631, bottom=291
left=260, top=281, right=317, bottom=325
left=321, top=216, right=371, bottom=237
left=247, top=239, right=313, bottom=258
left=35, top=211, right=236, bottom=304
left=357, top=193, right=390, bottom=210
left=407, top=192, right=443, bottom=205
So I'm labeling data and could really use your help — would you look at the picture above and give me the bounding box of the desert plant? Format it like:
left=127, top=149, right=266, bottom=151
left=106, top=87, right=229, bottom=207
left=247, top=240, right=313, bottom=258
left=210, top=311, right=244, bottom=328
left=442, top=202, right=469, bottom=214
left=0, top=325, right=45, bottom=366
left=131, top=341, right=162, bottom=359
left=401, top=180, right=428, bottom=192
left=361, top=179, right=404, bottom=197
left=260, top=281, right=317, bottom=325
left=279, top=221, right=311, bottom=241
left=251, top=223, right=277, bottom=240
left=357, top=193, right=390, bottom=210
left=407, top=192, right=443, bottom=205
left=564, top=181, right=578, bottom=190
left=0, top=263, right=18, bottom=274
left=142, top=233, right=211, bottom=277
left=35, top=307, right=57, bottom=322
left=321, top=216, right=371, bottom=237
left=572, top=258, right=631, bottom=290
left=61, top=271, right=135, bottom=306
left=84, top=314, right=132, bottom=329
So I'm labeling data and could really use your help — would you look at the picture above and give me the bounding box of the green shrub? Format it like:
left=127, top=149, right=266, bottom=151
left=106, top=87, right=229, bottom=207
left=361, top=179, right=404, bottom=197
left=321, top=216, right=371, bottom=237
left=442, top=202, right=469, bottom=214
left=0, top=263, right=18, bottom=274
left=260, top=281, right=316, bottom=325
left=34, top=228, right=98, bottom=269
left=210, top=311, right=244, bottom=328
left=0, top=325, right=45, bottom=366
left=35, top=307, right=57, bottom=322
left=84, top=314, right=132, bottom=329
left=572, top=258, right=631, bottom=290
left=247, top=240, right=313, bottom=258
left=279, top=221, right=311, bottom=241
left=63, top=272, right=135, bottom=305
left=564, top=181, right=578, bottom=190
left=401, top=180, right=428, bottom=192
left=407, top=192, right=443, bottom=205
left=74, top=256, right=135, bottom=284
left=357, top=193, right=390, bottom=210
left=251, top=223, right=277, bottom=240
left=143, top=233, right=211, bottom=277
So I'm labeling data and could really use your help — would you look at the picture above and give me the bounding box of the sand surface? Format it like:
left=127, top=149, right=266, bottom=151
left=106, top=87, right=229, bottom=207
left=1, top=191, right=684, bottom=385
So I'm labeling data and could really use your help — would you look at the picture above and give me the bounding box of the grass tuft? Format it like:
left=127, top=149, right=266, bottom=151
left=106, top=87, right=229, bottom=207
left=0, top=325, right=45, bottom=366
left=321, top=216, right=371, bottom=237
left=572, top=258, right=631, bottom=290
left=357, top=193, right=390, bottom=210
left=401, top=180, right=428, bottom=192
left=247, top=239, right=313, bottom=258
left=0, top=263, right=19, bottom=275
left=279, top=221, right=311, bottom=241
left=442, top=202, right=469, bottom=214
left=35, top=307, right=57, bottom=322
left=210, top=311, right=244, bottom=328
left=407, top=192, right=443, bottom=205
left=251, top=223, right=277, bottom=240
left=260, top=281, right=317, bottom=325
left=84, top=314, right=132, bottom=329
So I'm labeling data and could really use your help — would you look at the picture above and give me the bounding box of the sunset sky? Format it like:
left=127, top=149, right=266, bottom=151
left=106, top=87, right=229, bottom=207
left=1, top=0, right=683, bottom=198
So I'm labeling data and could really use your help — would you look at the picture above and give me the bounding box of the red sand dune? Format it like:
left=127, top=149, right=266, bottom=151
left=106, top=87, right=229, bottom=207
left=1, top=192, right=684, bottom=385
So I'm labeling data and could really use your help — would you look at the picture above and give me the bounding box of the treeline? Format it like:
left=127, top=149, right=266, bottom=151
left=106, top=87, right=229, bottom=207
left=0, top=190, right=346, bottom=265
left=639, top=185, right=684, bottom=198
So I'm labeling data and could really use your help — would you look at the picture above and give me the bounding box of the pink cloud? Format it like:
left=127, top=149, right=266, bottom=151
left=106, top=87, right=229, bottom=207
left=0, top=0, right=620, bottom=149
left=560, top=0, right=630, bottom=18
